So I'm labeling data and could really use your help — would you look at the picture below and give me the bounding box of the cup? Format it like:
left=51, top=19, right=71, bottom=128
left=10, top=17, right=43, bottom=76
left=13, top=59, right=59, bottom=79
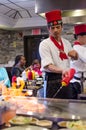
left=2, top=103, right=16, bottom=126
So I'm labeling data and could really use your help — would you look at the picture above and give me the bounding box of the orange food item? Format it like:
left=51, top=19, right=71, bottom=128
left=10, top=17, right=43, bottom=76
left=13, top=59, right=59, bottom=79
left=8, top=97, right=45, bottom=114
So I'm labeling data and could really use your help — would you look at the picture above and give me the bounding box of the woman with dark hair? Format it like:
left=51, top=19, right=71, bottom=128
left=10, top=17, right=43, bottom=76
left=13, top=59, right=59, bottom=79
left=11, top=55, right=26, bottom=77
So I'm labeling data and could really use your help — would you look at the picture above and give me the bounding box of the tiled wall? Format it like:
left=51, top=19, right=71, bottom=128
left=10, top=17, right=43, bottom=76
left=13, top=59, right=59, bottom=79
left=0, top=24, right=74, bottom=67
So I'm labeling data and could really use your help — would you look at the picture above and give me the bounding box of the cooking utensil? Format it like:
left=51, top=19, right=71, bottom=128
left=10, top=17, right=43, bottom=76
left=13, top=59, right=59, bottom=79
left=53, top=68, right=76, bottom=98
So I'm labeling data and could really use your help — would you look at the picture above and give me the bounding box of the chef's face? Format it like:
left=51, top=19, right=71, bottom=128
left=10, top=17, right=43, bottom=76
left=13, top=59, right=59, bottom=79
left=82, top=35, right=86, bottom=45
left=79, top=35, right=86, bottom=45
left=48, top=24, right=62, bottom=39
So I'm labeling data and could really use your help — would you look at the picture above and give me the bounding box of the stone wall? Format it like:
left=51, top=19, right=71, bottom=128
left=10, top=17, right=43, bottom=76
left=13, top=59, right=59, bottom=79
left=0, top=30, right=24, bottom=67
left=0, top=24, right=74, bottom=67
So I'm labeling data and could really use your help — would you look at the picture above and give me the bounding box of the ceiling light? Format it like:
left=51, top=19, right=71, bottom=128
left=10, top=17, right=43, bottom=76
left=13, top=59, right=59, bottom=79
left=37, top=9, right=86, bottom=24
left=35, top=0, right=86, bottom=24
left=62, top=9, right=86, bottom=17
left=38, top=9, right=86, bottom=18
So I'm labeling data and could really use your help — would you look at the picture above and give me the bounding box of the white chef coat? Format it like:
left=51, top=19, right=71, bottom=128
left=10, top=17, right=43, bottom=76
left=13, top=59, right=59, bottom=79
left=39, top=37, right=72, bottom=72
left=70, top=44, right=86, bottom=84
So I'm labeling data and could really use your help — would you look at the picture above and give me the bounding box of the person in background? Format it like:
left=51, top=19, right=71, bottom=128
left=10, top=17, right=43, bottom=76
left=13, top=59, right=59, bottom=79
left=31, top=59, right=43, bottom=97
left=21, top=59, right=42, bottom=81
left=11, top=55, right=26, bottom=77
left=39, top=10, right=77, bottom=99
left=68, top=24, right=86, bottom=99
left=32, top=59, right=42, bottom=77
left=0, top=67, right=10, bottom=88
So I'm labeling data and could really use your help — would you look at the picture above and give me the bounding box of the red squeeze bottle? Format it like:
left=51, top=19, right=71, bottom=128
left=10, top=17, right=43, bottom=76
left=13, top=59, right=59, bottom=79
left=28, top=71, right=33, bottom=80
left=62, top=68, right=76, bottom=86
left=12, top=76, right=17, bottom=82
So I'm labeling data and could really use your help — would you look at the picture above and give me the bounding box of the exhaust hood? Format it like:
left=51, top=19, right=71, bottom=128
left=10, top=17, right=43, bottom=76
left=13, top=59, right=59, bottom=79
left=35, top=0, right=86, bottom=24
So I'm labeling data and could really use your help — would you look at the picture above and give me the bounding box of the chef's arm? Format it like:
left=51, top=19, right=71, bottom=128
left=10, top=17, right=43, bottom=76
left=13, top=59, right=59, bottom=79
left=44, top=64, right=69, bottom=78
left=74, top=45, right=86, bottom=63
left=44, top=64, right=63, bottom=73
left=45, top=64, right=71, bottom=80
left=68, top=50, right=78, bottom=60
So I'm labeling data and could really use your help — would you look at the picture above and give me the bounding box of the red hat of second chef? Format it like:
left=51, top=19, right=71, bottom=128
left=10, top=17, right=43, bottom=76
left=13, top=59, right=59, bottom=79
left=74, top=24, right=86, bottom=35
left=45, top=10, right=62, bottom=26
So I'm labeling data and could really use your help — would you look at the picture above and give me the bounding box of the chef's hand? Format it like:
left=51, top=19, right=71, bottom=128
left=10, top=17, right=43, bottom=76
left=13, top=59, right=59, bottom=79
left=68, top=50, right=78, bottom=60
left=62, top=70, right=69, bottom=79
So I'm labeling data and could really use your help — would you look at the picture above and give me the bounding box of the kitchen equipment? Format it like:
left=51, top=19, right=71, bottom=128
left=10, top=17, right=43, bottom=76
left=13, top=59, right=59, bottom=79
left=53, top=68, right=76, bottom=98
left=8, top=97, right=86, bottom=119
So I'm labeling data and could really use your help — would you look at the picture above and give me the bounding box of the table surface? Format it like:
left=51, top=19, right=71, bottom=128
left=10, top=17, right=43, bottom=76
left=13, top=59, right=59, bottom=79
left=1, top=97, right=86, bottom=130
left=14, top=97, right=86, bottom=121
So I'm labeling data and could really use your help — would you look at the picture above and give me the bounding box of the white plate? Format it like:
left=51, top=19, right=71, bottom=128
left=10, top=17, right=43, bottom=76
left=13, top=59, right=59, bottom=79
left=36, top=119, right=53, bottom=128
left=59, top=128, right=71, bottom=130
left=4, top=125, right=49, bottom=130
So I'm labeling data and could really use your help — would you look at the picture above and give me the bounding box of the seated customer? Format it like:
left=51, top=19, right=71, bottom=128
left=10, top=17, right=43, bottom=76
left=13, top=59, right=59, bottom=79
left=32, top=59, right=42, bottom=77
left=31, top=59, right=44, bottom=97
left=0, top=67, right=10, bottom=87
left=11, top=55, right=26, bottom=77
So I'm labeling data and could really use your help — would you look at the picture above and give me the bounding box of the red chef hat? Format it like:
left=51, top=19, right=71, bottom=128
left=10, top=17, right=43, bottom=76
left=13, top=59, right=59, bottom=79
left=74, top=24, right=86, bottom=35
left=45, top=10, right=62, bottom=27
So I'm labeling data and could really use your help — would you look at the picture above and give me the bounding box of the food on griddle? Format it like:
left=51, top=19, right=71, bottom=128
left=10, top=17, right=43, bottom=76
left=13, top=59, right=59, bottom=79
left=58, top=121, right=67, bottom=127
left=8, top=97, right=45, bottom=113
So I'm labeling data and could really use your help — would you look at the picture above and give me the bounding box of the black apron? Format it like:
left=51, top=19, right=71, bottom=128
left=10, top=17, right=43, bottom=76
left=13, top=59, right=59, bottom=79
left=45, top=72, right=74, bottom=99
left=70, top=73, right=86, bottom=99
left=68, top=82, right=81, bottom=99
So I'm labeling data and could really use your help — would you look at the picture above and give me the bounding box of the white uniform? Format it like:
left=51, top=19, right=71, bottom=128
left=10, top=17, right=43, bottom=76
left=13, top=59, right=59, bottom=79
left=70, top=44, right=86, bottom=84
left=39, top=37, right=72, bottom=72
left=39, top=37, right=73, bottom=99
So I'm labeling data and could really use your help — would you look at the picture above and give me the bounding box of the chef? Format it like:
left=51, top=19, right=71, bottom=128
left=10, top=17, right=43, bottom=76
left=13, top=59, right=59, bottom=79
left=68, top=24, right=86, bottom=99
left=39, top=10, right=76, bottom=98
